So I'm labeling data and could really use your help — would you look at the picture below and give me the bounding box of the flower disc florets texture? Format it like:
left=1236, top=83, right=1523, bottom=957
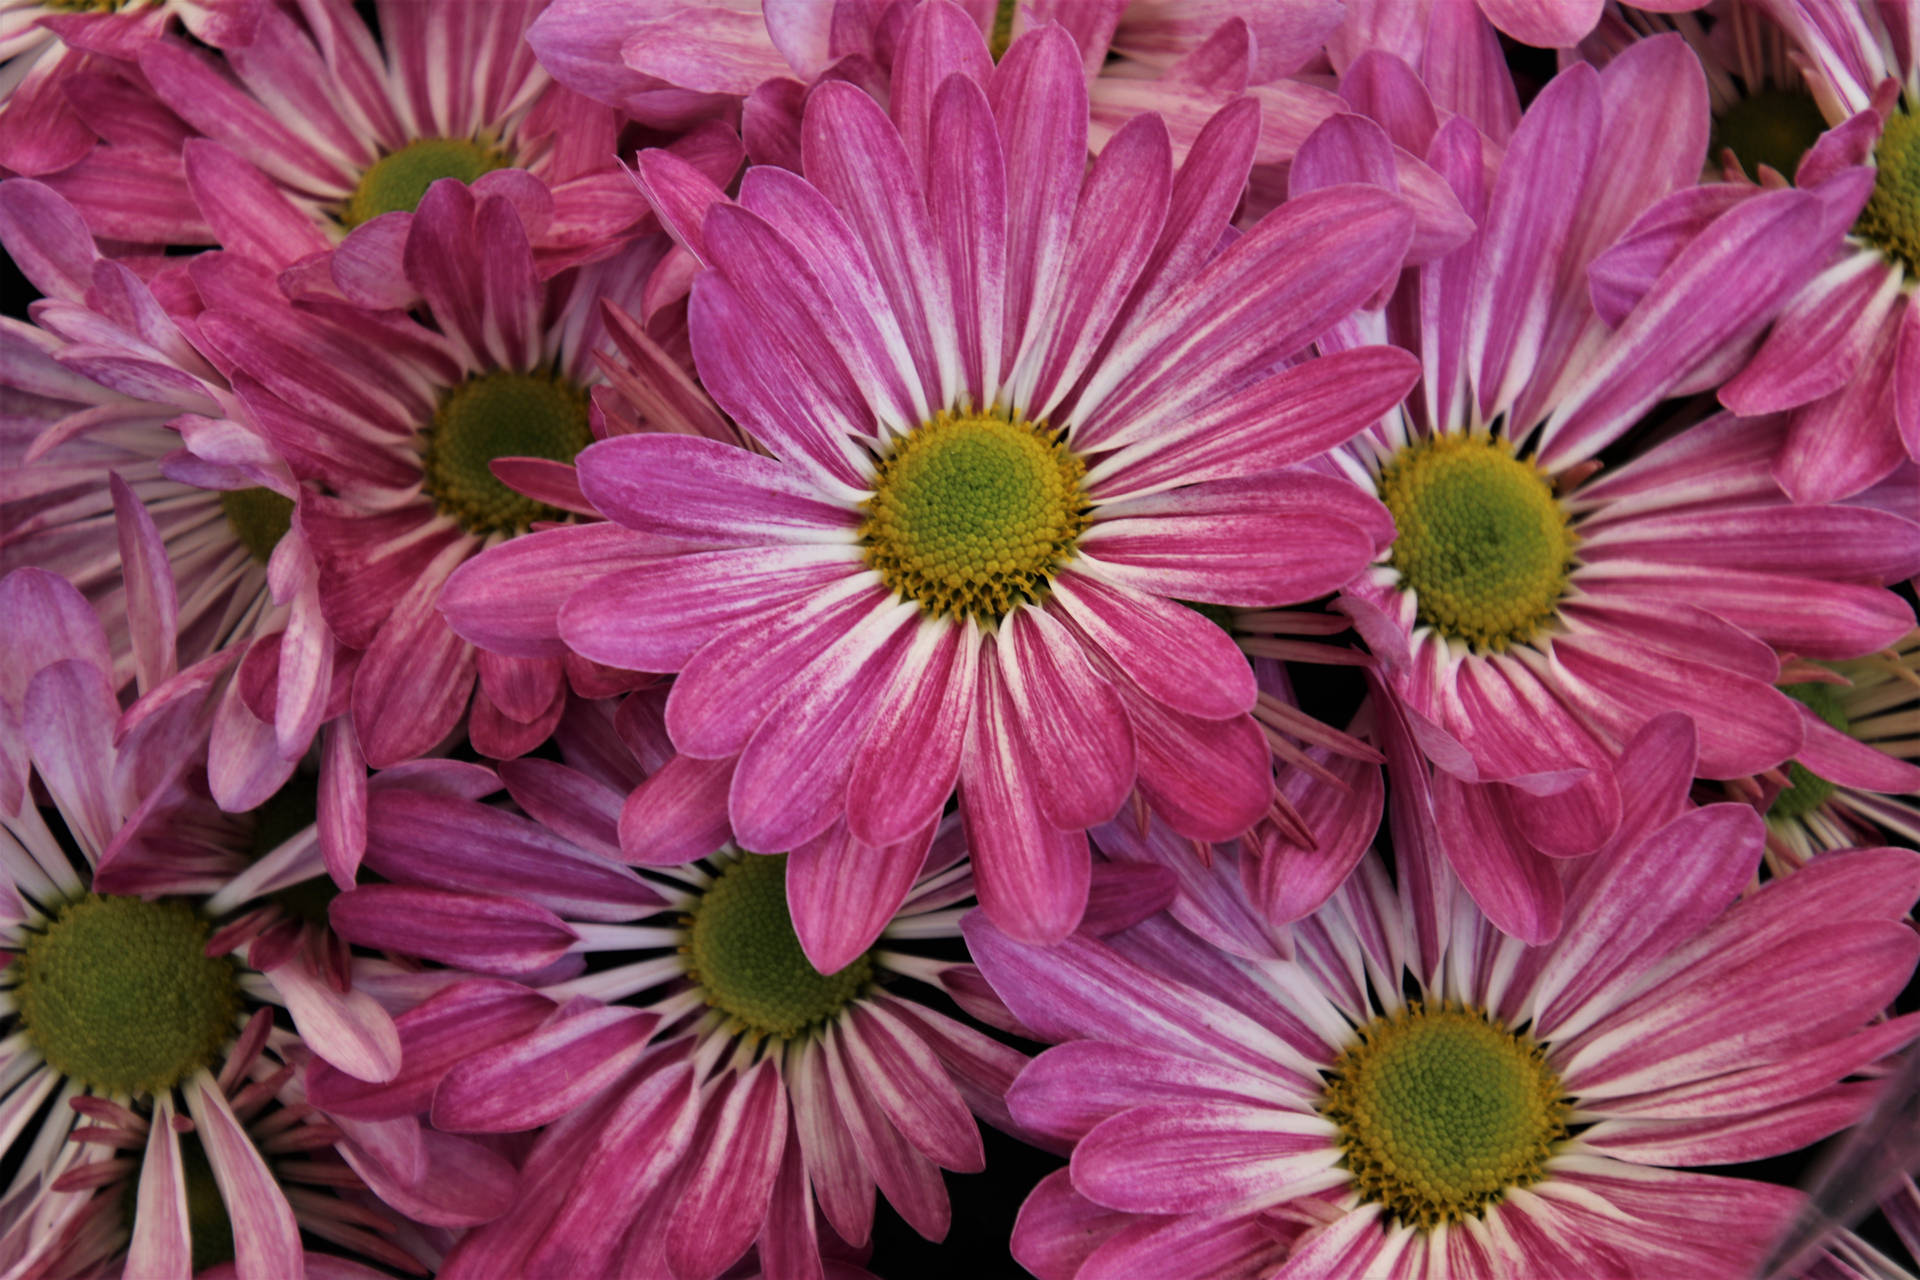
left=1857, top=108, right=1920, bottom=272
left=862, top=410, right=1089, bottom=622
left=1377, top=434, right=1575, bottom=652
left=345, top=137, right=512, bottom=229
left=16, top=896, right=241, bottom=1096
left=420, top=369, right=595, bottom=535
left=688, top=853, right=874, bottom=1037
left=1321, top=1002, right=1568, bottom=1228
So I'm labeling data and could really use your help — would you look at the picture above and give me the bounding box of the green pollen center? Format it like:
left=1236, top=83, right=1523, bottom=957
left=1768, top=680, right=1850, bottom=821
left=861, top=411, right=1089, bottom=623
left=220, top=487, right=294, bottom=566
left=343, top=137, right=510, bottom=228
left=686, top=854, right=872, bottom=1040
left=418, top=369, right=593, bottom=536
left=15, top=895, right=241, bottom=1096
left=1379, top=434, right=1577, bottom=652
left=1713, top=88, right=1828, bottom=182
left=1321, top=1002, right=1569, bottom=1230
left=246, top=783, right=337, bottom=925
left=1857, top=108, right=1920, bottom=274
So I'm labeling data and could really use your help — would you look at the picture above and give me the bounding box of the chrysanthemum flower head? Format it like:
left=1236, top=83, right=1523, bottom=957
left=971, top=712, right=1920, bottom=1279
left=309, top=704, right=1030, bottom=1280
left=447, top=5, right=1423, bottom=953
left=1312, top=39, right=1920, bottom=941
left=0, top=559, right=523, bottom=1277
left=188, top=176, right=684, bottom=770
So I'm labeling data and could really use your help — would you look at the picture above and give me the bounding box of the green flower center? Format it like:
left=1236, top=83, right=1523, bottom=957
left=15, top=895, right=241, bottom=1095
left=419, top=369, right=593, bottom=536
left=861, top=411, right=1089, bottom=623
left=686, top=854, right=872, bottom=1040
left=1768, top=680, right=1850, bottom=821
left=247, top=783, right=337, bottom=925
left=119, top=1135, right=235, bottom=1274
left=1379, top=434, right=1577, bottom=652
left=1857, top=108, right=1920, bottom=274
left=1321, top=1002, right=1569, bottom=1230
left=1713, top=88, right=1828, bottom=182
left=343, top=137, right=510, bottom=228
left=220, top=487, right=294, bottom=566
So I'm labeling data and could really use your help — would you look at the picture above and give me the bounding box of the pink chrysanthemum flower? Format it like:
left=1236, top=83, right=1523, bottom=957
left=0, top=179, right=351, bottom=814
left=969, top=713, right=1920, bottom=1280
left=307, top=702, right=1031, bottom=1280
left=1587, top=0, right=1920, bottom=502
left=191, top=179, right=669, bottom=769
left=0, top=0, right=253, bottom=177
left=56, top=0, right=657, bottom=278
left=446, top=11, right=1422, bottom=950
left=1314, top=42, right=1920, bottom=940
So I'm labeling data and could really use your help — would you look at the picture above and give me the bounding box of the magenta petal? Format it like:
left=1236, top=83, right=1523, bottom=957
left=1050, top=571, right=1254, bottom=720
left=958, top=657, right=1091, bottom=945
left=127, top=1098, right=191, bottom=1280
left=1431, top=772, right=1565, bottom=945
left=665, top=1060, right=788, bottom=1279
left=327, top=886, right=578, bottom=975
left=184, top=1075, right=303, bottom=1280
left=1079, top=1211, right=1297, bottom=1280
left=433, top=1003, right=659, bottom=1133
left=1011, top=1169, right=1134, bottom=1280
left=1070, top=1101, right=1337, bottom=1215
left=318, top=720, right=367, bottom=889
left=788, top=818, right=936, bottom=975
left=843, top=1001, right=983, bottom=1171
left=350, top=548, right=478, bottom=769
left=308, top=979, right=555, bottom=1120
left=819, top=1026, right=951, bottom=1240
left=1010, top=1040, right=1277, bottom=1146
left=23, top=658, right=119, bottom=855
left=264, top=955, right=401, bottom=1084
left=787, top=1041, right=878, bottom=1246
left=338, top=1125, right=518, bottom=1229
left=1532, top=803, right=1762, bottom=1041
left=1120, top=691, right=1272, bottom=844
left=618, top=751, right=736, bottom=866
left=847, top=620, right=978, bottom=847
left=1795, top=711, right=1920, bottom=793
left=1001, top=607, right=1134, bottom=830
left=1245, top=748, right=1384, bottom=925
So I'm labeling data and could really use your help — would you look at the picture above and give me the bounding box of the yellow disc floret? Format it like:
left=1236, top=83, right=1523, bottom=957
left=1321, top=1001, right=1570, bottom=1230
left=419, top=368, right=593, bottom=536
left=686, top=854, right=873, bottom=1040
left=16, top=895, right=241, bottom=1096
left=1378, top=433, right=1576, bottom=651
left=343, top=137, right=511, bottom=227
left=1857, top=108, right=1920, bottom=274
left=862, top=410, right=1089, bottom=623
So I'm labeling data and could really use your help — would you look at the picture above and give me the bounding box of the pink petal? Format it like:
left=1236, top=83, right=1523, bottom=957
left=184, top=1074, right=303, bottom=1280
left=1049, top=571, right=1254, bottom=720
left=1070, top=1100, right=1337, bottom=1215
left=666, top=1060, right=789, bottom=1279
left=327, top=886, right=578, bottom=975
left=788, top=818, right=936, bottom=975
left=433, top=1003, right=659, bottom=1133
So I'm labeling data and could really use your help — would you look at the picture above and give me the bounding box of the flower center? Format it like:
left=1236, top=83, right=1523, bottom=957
left=1857, top=108, right=1920, bottom=273
left=1712, top=88, right=1828, bottom=182
left=685, top=854, right=872, bottom=1040
left=247, top=783, right=337, bottom=925
left=861, top=411, right=1089, bottom=623
left=15, top=895, right=241, bottom=1095
left=220, top=487, right=294, bottom=566
left=1378, top=433, right=1576, bottom=652
left=1767, top=680, right=1849, bottom=821
left=418, top=369, right=593, bottom=536
left=1321, top=1002, right=1569, bottom=1230
left=343, top=137, right=510, bottom=228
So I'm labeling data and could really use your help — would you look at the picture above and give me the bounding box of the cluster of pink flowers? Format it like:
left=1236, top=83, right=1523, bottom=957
left=2, top=1, right=1919, bottom=1277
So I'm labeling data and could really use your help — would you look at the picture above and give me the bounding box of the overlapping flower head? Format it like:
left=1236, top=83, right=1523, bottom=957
left=1296, top=35, right=1920, bottom=942
left=300, top=692, right=1032, bottom=1280
left=0, top=559, right=522, bottom=1277
left=448, top=1, right=1426, bottom=957
left=1, top=0, right=1919, bottom=1275
left=970, top=711, right=1920, bottom=1279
